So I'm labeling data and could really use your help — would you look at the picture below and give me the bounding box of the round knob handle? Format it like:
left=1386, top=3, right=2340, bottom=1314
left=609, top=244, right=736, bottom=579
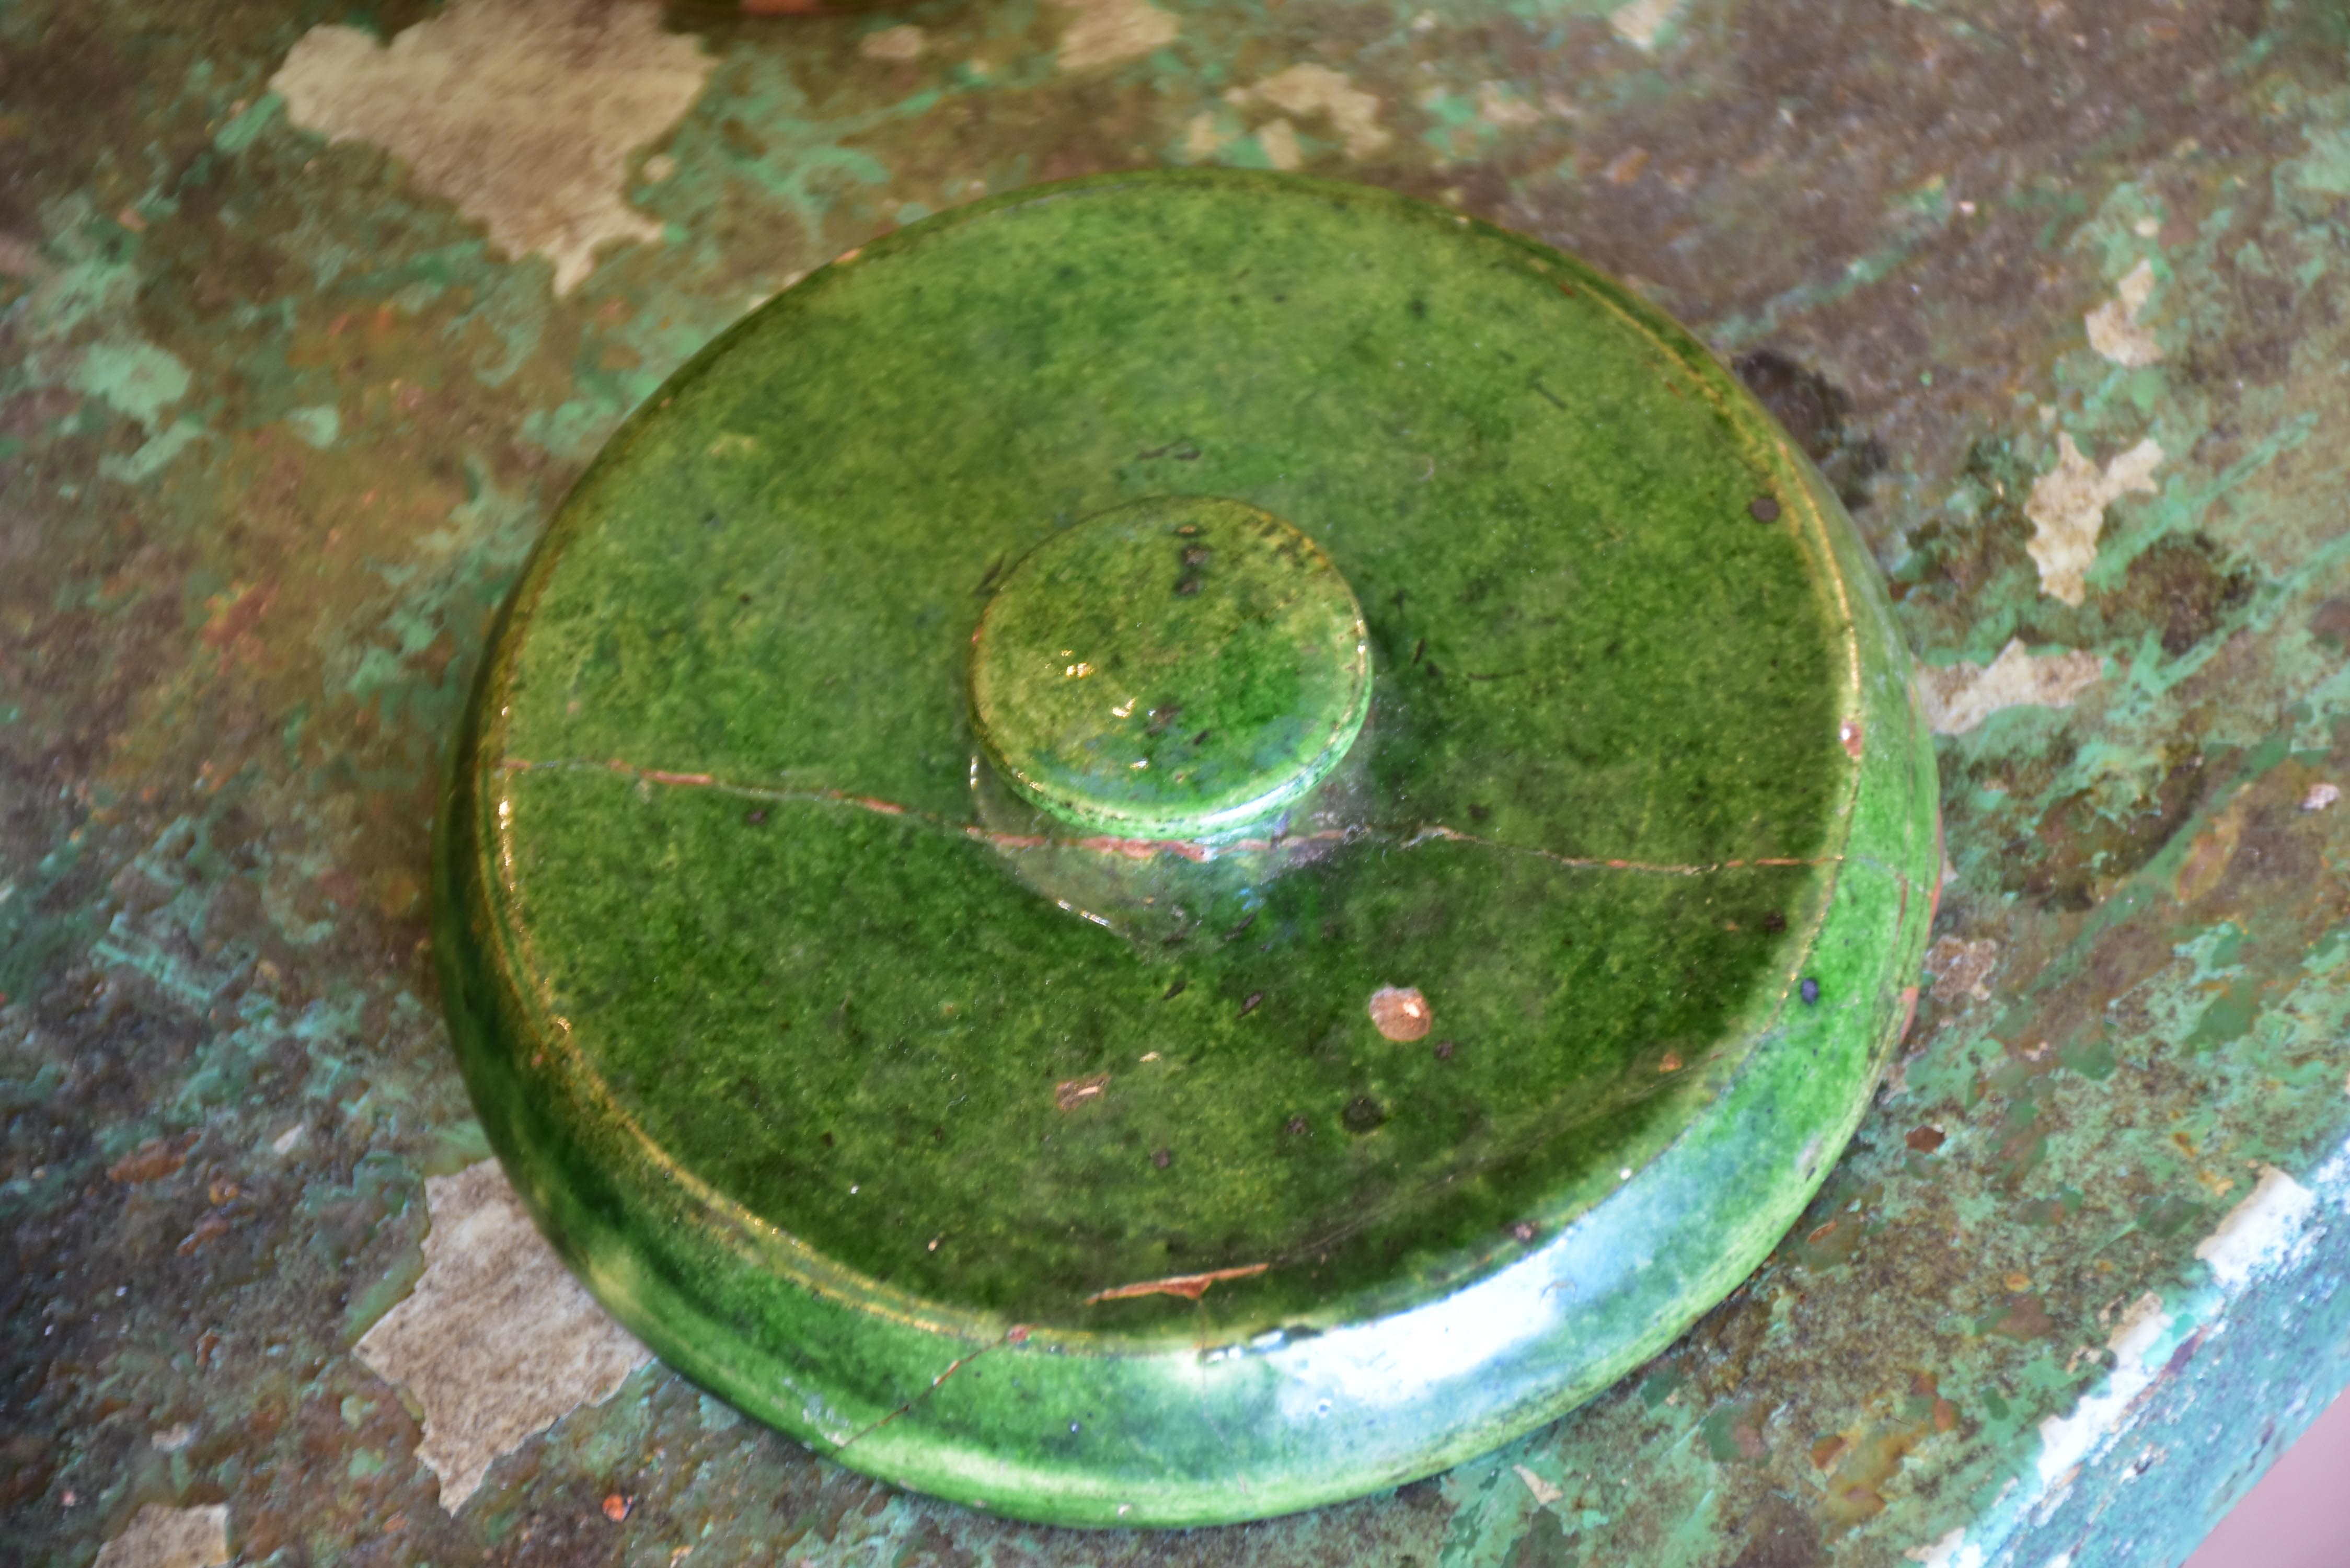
left=969, top=496, right=1370, bottom=840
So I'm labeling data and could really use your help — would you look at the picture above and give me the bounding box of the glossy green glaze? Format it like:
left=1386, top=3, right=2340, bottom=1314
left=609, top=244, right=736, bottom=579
left=434, top=170, right=1939, bottom=1527
left=971, top=497, right=1371, bottom=840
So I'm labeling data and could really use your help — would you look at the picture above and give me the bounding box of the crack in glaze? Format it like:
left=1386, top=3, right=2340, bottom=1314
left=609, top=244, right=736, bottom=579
left=500, top=757, right=1837, bottom=875
left=1085, top=1262, right=1273, bottom=1304
left=830, top=1338, right=1004, bottom=1455
left=1401, top=823, right=1838, bottom=876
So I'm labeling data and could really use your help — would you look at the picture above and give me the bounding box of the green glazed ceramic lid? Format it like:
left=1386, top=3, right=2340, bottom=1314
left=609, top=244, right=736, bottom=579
left=436, top=170, right=1939, bottom=1528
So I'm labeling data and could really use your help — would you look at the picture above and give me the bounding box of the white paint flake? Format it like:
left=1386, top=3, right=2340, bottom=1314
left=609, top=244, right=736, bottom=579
left=1477, top=81, right=1545, bottom=128
left=356, top=1160, right=651, bottom=1512
left=94, top=1505, right=230, bottom=1568
left=271, top=0, right=714, bottom=294
left=1227, top=65, right=1391, bottom=160
left=2301, top=782, right=2340, bottom=812
left=72, top=343, right=190, bottom=433
left=1609, top=0, right=1685, bottom=49
left=2084, top=259, right=2163, bottom=367
left=1916, top=639, right=2103, bottom=734
left=859, top=25, right=927, bottom=62
left=1905, top=1527, right=1984, bottom=1568
left=2195, top=1165, right=2317, bottom=1288
left=2035, top=1292, right=2173, bottom=1488
left=1513, top=1463, right=1564, bottom=1506
left=2024, top=434, right=2163, bottom=605
left=1258, top=118, right=1303, bottom=171
left=1050, top=0, right=1178, bottom=70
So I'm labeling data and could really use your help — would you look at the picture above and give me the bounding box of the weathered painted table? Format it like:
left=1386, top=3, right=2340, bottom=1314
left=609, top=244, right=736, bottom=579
left=5, top=0, right=2348, bottom=1564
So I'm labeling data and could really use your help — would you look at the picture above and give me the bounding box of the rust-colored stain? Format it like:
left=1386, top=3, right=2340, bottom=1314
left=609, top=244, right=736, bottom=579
left=107, top=1135, right=195, bottom=1185
left=1816, top=1374, right=1962, bottom=1531
left=1367, top=984, right=1432, bottom=1041
left=176, top=1209, right=235, bottom=1255
left=1990, top=1293, right=2056, bottom=1340
left=200, top=580, right=277, bottom=652
left=1605, top=147, right=1650, bottom=185
left=2172, top=803, right=2245, bottom=905
left=1895, top=983, right=1921, bottom=1042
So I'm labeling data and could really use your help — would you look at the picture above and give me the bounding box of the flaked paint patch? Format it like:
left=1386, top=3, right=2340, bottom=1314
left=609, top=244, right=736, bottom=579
left=1477, top=82, right=1545, bottom=129
left=2024, top=433, right=2163, bottom=605
left=2289, top=123, right=2350, bottom=198
left=1923, top=936, right=1998, bottom=1001
left=271, top=0, right=713, bottom=294
left=283, top=404, right=340, bottom=449
left=94, top=1505, right=230, bottom=1568
left=2302, top=782, right=2340, bottom=812
left=72, top=341, right=191, bottom=432
left=1609, top=0, right=1685, bottom=50
left=1050, top=0, right=1177, bottom=71
left=1514, top=1463, right=1564, bottom=1506
left=1258, top=118, right=1303, bottom=172
left=2085, top=259, right=2162, bottom=366
left=2172, top=802, right=2245, bottom=905
left=1228, top=65, right=1391, bottom=160
left=100, top=420, right=205, bottom=483
left=859, top=25, right=926, bottom=62
left=2194, top=1165, right=2316, bottom=1288
left=355, top=1160, right=651, bottom=1511
left=2034, top=1292, right=2172, bottom=1488
left=1916, top=639, right=2103, bottom=734
left=1905, top=1527, right=1984, bottom=1568
left=1183, top=111, right=1225, bottom=159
